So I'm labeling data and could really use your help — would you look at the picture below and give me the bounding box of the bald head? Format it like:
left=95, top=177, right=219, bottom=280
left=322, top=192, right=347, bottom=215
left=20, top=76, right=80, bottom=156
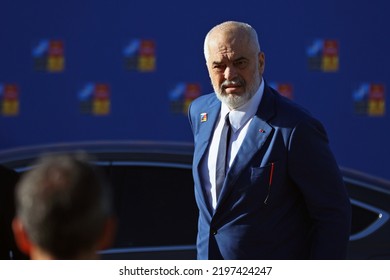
left=204, top=21, right=260, bottom=62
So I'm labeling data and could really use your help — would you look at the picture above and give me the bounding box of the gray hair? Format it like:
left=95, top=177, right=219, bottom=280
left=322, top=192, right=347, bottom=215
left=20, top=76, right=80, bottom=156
left=203, top=21, right=261, bottom=61
left=15, top=153, right=112, bottom=259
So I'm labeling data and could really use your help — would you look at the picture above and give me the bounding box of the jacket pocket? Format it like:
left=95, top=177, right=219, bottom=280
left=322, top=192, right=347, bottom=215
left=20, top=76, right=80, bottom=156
left=250, top=162, right=277, bottom=204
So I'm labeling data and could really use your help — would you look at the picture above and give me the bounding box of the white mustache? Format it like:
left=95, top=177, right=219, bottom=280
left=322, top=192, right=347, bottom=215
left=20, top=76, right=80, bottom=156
left=221, top=79, right=244, bottom=88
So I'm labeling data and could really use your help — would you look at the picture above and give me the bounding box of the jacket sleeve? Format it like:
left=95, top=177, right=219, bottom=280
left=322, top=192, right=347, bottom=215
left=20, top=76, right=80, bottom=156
left=287, top=118, right=352, bottom=259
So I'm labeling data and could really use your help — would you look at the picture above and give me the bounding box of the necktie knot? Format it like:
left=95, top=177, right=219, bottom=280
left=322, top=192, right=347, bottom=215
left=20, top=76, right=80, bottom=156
left=225, top=112, right=230, bottom=126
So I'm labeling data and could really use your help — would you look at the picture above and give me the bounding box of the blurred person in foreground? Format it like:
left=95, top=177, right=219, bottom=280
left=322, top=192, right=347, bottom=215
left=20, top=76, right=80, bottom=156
left=188, top=20, right=351, bottom=259
left=0, top=165, right=27, bottom=259
left=12, top=153, right=116, bottom=260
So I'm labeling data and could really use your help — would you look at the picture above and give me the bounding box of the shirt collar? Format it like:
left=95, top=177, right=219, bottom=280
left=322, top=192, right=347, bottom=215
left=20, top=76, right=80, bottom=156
left=221, top=78, right=264, bottom=132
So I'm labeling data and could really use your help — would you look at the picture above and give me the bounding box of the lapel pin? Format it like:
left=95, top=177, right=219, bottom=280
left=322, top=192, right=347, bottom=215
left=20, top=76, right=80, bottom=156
left=200, top=113, right=208, bottom=122
left=259, top=129, right=265, bottom=133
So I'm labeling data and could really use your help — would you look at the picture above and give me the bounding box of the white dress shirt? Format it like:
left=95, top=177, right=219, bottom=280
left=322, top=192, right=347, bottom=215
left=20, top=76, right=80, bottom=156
left=201, top=79, right=264, bottom=210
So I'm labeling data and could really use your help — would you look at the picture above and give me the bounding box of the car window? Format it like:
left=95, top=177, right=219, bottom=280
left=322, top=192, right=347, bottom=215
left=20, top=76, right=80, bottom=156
left=102, top=164, right=198, bottom=249
left=350, top=203, right=378, bottom=235
left=345, top=179, right=390, bottom=241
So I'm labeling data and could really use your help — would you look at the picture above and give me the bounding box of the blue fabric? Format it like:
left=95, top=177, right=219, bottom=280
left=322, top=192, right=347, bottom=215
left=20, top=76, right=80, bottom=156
left=188, top=83, right=351, bottom=259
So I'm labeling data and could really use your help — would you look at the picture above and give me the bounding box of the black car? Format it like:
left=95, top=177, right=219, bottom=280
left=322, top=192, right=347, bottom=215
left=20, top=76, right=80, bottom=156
left=0, top=141, right=389, bottom=259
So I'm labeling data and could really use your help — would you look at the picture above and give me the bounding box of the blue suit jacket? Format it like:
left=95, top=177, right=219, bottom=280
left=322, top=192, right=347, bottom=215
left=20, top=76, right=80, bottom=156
left=188, top=84, right=351, bottom=259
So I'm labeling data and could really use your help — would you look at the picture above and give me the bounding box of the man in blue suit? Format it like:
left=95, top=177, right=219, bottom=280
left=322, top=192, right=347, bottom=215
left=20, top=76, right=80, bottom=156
left=188, top=21, right=351, bottom=259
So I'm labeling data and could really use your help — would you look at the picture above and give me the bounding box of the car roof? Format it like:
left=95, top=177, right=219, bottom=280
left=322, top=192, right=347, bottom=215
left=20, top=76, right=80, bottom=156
left=0, top=140, right=194, bottom=169
left=1, top=140, right=389, bottom=194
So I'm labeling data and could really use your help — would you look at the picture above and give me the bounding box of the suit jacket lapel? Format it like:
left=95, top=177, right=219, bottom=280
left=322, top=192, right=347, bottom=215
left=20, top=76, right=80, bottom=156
left=216, top=86, right=276, bottom=210
left=193, top=101, right=220, bottom=215
left=193, top=102, right=221, bottom=171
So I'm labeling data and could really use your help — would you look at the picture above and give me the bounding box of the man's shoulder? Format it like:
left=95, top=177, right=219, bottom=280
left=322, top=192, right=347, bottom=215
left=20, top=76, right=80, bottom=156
left=266, top=85, right=320, bottom=126
left=190, top=92, right=219, bottom=111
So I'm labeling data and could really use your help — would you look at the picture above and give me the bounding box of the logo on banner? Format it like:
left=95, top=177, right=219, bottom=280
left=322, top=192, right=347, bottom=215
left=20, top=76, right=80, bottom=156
left=307, top=39, right=339, bottom=72
left=169, top=83, right=201, bottom=114
left=353, top=83, right=386, bottom=116
left=32, top=39, right=65, bottom=72
left=0, top=84, right=19, bottom=116
left=78, top=83, right=110, bottom=115
left=269, top=82, right=294, bottom=99
left=123, top=39, right=156, bottom=72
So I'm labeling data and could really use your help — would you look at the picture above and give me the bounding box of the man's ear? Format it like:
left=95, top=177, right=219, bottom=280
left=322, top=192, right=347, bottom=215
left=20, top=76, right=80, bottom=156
left=12, top=218, right=32, bottom=256
left=97, top=217, right=117, bottom=251
left=258, top=51, right=265, bottom=75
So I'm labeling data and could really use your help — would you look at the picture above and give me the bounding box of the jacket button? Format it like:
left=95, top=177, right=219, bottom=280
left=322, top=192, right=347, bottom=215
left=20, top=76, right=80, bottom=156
left=211, top=229, right=218, bottom=235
